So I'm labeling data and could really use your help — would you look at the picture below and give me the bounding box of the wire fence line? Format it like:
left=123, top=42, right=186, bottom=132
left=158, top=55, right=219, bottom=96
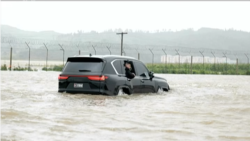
left=1, top=40, right=250, bottom=74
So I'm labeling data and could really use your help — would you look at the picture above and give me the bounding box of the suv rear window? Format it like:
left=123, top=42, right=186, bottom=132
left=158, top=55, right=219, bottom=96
left=63, top=58, right=104, bottom=73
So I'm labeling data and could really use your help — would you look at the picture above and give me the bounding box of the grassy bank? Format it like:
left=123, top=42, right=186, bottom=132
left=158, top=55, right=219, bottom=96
left=1, top=64, right=38, bottom=71
left=2, top=63, right=250, bottom=75
left=146, top=63, right=250, bottom=75
left=42, top=65, right=64, bottom=71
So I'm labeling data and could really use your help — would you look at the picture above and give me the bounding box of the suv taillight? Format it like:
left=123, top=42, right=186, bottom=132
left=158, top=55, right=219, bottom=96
left=58, top=75, right=68, bottom=80
left=88, top=75, right=108, bottom=81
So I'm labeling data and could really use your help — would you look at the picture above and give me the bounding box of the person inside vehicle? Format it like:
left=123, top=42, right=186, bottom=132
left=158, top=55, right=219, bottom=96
left=124, top=60, right=135, bottom=79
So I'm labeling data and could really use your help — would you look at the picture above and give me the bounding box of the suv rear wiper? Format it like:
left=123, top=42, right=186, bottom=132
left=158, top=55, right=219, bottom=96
left=79, top=70, right=91, bottom=72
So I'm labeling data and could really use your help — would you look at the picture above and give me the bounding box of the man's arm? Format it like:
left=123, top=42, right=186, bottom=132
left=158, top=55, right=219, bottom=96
left=125, top=68, right=135, bottom=79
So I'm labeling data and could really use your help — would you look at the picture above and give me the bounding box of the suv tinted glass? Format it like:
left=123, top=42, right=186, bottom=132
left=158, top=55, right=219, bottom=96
left=63, top=58, right=103, bottom=73
left=134, top=61, right=148, bottom=76
left=113, top=60, right=122, bottom=74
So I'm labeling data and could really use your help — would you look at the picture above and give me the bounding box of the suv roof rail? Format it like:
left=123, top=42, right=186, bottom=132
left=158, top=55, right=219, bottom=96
left=71, top=55, right=136, bottom=59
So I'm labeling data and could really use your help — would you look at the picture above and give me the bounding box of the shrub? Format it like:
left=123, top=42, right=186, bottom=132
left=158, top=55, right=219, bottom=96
left=246, top=70, right=250, bottom=75
left=1, top=64, right=7, bottom=71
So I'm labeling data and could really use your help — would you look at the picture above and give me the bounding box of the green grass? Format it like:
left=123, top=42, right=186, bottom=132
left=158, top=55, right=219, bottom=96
left=1, top=64, right=63, bottom=71
left=1, top=64, right=37, bottom=71
left=42, top=65, right=64, bottom=71
left=13, top=66, right=37, bottom=71
left=2, top=63, right=250, bottom=75
left=1, top=64, right=8, bottom=70
left=146, top=63, right=250, bottom=75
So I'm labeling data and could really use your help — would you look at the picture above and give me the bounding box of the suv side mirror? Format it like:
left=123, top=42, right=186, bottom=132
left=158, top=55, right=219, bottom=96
left=141, top=72, right=149, bottom=77
left=149, top=71, right=154, bottom=80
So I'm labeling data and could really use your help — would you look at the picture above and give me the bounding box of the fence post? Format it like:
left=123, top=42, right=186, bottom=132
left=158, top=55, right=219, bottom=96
left=106, top=46, right=111, bottom=55
left=236, top=58, right=238, bottom=74
left=190, top=56, right=193, bottom=74
left=175, top=49, right=180, bottom=73
left=199, top=51, right=204, bottom=71
left=223, top=52, right=227, bottom=74
left=245, top=54, right=249, bottom=71
left=211, top=51, right=216, bottom=72
left=135, top=48, right=140, bottom=60
left=10, top=47, right=12, bottom=71
left=76, top=43, right=81, bottom=55
left=25, top=42, right=31, bottom=71
left=162, top=49, right=167, bottom=73
left=43, top=43, right=48, bottom=71
left=8, top=42, right=13, bottom=71
left=58, top=44, right=65, bottom=66
left=92, top=45, right=97, bottom=55
left=149, top=48, right=154, bottom=72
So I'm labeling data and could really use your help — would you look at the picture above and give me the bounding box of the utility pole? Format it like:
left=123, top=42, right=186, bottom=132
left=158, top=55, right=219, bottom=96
left=43, top=43, right=48, bottom=71
left=123, top=50, right=126, bottom=56
left=116, top=32, right=127, bottom=56
left=25, top=42, right=31, bottom=71
left=58, top=44, right=65, bottom=66
left=162, top=49, right=167, bottom=73
left=8, top=41, right=13, bottom=71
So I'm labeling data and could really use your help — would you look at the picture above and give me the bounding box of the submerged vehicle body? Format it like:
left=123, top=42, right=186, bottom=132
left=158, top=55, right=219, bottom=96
left=58, top=55, right=170, bottom=95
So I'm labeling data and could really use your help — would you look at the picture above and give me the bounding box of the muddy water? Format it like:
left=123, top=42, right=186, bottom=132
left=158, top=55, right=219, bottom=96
left=1, top=71, right=250, bottom=141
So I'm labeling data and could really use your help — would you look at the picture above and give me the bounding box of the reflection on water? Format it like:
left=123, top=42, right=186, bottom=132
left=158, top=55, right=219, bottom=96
left=1, top=71, right=250, bottom=141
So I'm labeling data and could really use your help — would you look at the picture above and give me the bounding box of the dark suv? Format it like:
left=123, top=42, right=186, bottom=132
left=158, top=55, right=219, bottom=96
left=58, top=55, right=170, bottom=95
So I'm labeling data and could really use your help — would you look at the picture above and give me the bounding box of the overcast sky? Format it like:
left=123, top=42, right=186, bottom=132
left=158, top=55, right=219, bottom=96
left=1, top=1, right=250, bottom=34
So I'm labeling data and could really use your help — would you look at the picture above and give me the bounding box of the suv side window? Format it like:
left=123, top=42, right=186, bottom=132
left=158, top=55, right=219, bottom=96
left=121, top=60, right=136, bottom=75
left=134, top=61, right=148, bottom=77
left=113, top=60, right=122, bottom=74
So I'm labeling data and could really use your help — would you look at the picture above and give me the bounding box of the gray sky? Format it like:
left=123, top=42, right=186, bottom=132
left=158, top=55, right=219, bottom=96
left=1, top=1, right=250, bottom=33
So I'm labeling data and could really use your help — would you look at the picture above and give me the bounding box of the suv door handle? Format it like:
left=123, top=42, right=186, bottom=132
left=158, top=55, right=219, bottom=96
left=118, top=74, right=125, bottom=77
left=141, top=80, right=144, bottom=83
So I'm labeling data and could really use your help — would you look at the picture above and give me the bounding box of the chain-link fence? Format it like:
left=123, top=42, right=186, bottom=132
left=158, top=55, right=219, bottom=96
left=1, top=39, right=250, bottom=74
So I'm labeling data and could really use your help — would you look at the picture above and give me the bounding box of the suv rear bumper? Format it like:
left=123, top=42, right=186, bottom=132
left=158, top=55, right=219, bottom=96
left=58, top=88, right=114, bottom=95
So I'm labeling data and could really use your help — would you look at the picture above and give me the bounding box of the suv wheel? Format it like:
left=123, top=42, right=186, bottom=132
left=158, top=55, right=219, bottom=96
left=117, top=88, right=124, bottom=95
left=157, top=87, right=164, bottom=94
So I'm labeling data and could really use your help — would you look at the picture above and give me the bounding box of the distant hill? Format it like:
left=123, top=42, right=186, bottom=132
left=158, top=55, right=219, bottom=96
left=1, top=25, right=250, bottom=62
left=1, top=25, right=61, bottom=40
left=2, top=25, right=250, bottom=50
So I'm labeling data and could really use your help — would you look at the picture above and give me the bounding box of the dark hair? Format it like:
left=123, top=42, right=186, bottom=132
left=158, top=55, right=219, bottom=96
left=124, top=60, right=132, bottom=67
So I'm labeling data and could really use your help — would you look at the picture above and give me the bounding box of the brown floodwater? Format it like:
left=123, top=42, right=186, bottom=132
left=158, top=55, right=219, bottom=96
left=1, top=71, right=250, bottom=141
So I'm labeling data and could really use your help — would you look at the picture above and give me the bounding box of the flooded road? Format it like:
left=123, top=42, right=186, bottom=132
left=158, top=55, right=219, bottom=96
left=1, top=71, right=250, bottom=141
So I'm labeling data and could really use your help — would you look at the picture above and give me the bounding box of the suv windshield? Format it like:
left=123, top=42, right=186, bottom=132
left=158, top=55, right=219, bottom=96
left=62, top=58, right=104, bottom=73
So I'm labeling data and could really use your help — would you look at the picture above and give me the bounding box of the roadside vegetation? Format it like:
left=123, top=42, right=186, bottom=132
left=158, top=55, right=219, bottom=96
left=42, top=65, right=64, bottom=71
left=2, top=63, right=250, bottom=75
left=147, top=63, right=250, bottom=75
left=1, top=64, right=37, bottom=71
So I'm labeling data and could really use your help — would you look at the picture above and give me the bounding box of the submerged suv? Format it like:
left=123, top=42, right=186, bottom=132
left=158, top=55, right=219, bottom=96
left=58, top=55, right=170, bottom=95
